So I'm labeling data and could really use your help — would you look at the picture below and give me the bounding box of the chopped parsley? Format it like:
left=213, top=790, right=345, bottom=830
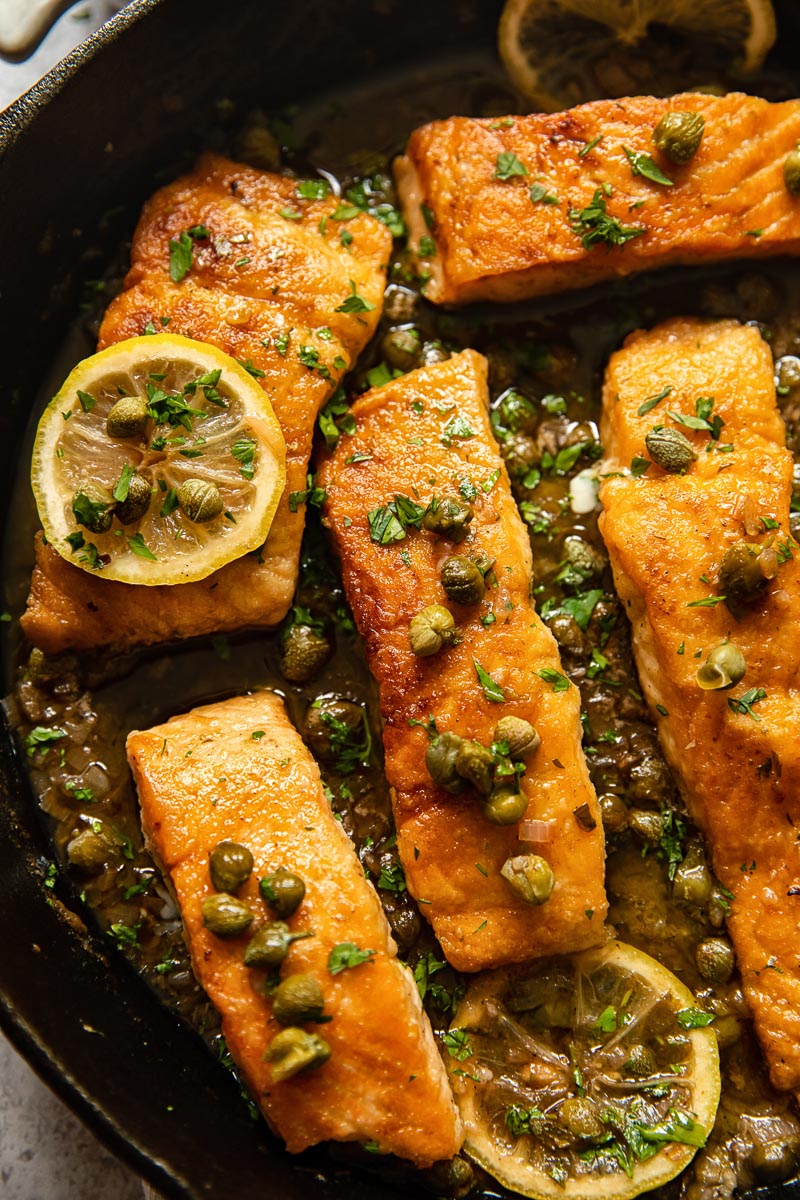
left=530, top=182, right=558, bottom=205
left=24, top=726, right=66, bottom=757
left=112, top=464, right=135, bottom=503
left=289, top=474, right=327, bottom=513
left=335, top=279, right=376, bottom=314
left=495, top=151, right=528, bottom=180
left=637, top=385, right=672, bottom=417
left=377, top=862, right=406, bottom=893
left=327, top=942, right=376, bottom=974
left=667, top=395, right=724, bottom=440
left=538, top=667, right=570, bottom=692
left=728, top=687, right=767, bottom=721
left=675, top=1007, right=715, bottom=1029
left=442, top=1029, right=473, bottom=1061
left=623, top=147, right=673, bottom=186
left=231, top=434, right=257, bottom=480
left=296, top=179, right=330, bottom=200
left=473, top=658, right=506, bottom=703
left=578, top=134, right=603, bottom=158
left=367, top=494, right=425, bottom=544
left=127, top=533, right=157, bottom=561
left=569, top=188, right=646, bottom=251
left=168, top=225, right=208, bottom=283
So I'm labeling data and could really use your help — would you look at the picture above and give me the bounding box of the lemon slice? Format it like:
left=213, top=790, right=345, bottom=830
left=31, top=334, right=285, bottom=586
left=446, top=940, right=720, bottom=1199
left=498, top=0, right=776, bottom=111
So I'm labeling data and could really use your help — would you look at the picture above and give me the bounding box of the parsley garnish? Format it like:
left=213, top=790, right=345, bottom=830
left=728, top=687, right=767, bottom=721
left=441, top=414, right=475, bottom=445
left=442, top=1029, right=473, bottom=1060
left=495, top=151, right=528, bottom=180
left=77, top=389, right=96, bottom=413
left=24, top=726, right=66, bottom=757
left=113, top=464, right=135, bottom=503
left=127, top=533, right=157, bottom=561
left=288, top=473, right=327, bottom=513
left=318, top=387, right=355, bottom=449
left=676, top=1007, right=715, bottom=1029
left=530, top=182, right=558, bottom=205
left=327, top=943, right=376, bottom=974
left=377, top=862, right=406, bottom=893
left=367, top=494, right=425, bottom=544
left=168, top=225, right=208, bottom=283
left=72, top=491, right=112, bottom=531
left=578, top=134, right=603, bottom=159
left=231, top=434, right=257, bottom=480
left=538, top=667, right=570, bottom=692
left=335, top=279, right=376, bottom=314
left=637, top=385, right=672, bottom=416
left=473, top=658, right=505, bottom=703
left=296, top=179, right=330, bottom=201
left=624, top=147, right=673, bottom=186
left=569, top=188, right=646, bottom=251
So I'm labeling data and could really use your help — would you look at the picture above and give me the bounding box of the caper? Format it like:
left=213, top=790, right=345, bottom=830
left=548, top=613, right=584, bottom=653
left=272, top=973, right=325, bottom=1025
left=260, top=867, right=306, bottom=917
left=115, top=473, right=152, bottom=525
left=652, top=111, right=704, bottom=164
left=494, top=715, right=540, bottom=760
left=503, top=433, right=539, bottom=480
left=106, top=395, right=149, bottom=439
left=623, top=1043, right=657, bottom=1078
left=409, top=604, right=456, bottom=658
left=440, top=556, right=484, bottom=605
left=265, top=1027, right=331, bottom=1082
left=672, top=842, right=713, bottom=906
left=695, top=642, right=746, bottom=691
left=73, top=482, right=115, bottom=534
left=784, top=145, right=800, bottom=197
left=421, top=1156, right=476, bottom=1199
left=425, top=731, right=465, bottom=794
left=645, top=426, right=696, bottom=474
left=177, top=478, right=224, bottom=523
left=558, top=1096, right=604, bottom=1142
left=777, top=354, right=800, bottom=392
left=482, top=787, right=528, bottom=826
left=201, top=893, right=254, bottom=937
left=209, top=840, right=254, bottom=893
left=279, top=623, right=331, bottom=682
left=562, top=536, right=606, bottom=580
left=420, top=339, right=449, bottom=367
left=500, top=854, right=554, bottom=904
left=455, top=739, right=494, bottom=795
left=751, top=1140, right=799, bottom=1185
left=628, top=808, right=663, bottom=845
left=244, top=921, right=311, bottom=968
left=718, top=541, right=777, bottom=605
left=695, top=936, right=735, bottom=983
left=422, top=497, right=474, bottom=543
left=599, top=792, right=629, bottom=834
left=66, top=829, right=110, bottom=874
left=381, top=326, right=422, bottom=371
left=303, top=698, right=363, bottom=759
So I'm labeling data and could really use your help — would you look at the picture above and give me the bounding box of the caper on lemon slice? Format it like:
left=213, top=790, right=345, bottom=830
left=446, top=940, right=720, bottom=1200
left=31, top=334, right=286, bottom=585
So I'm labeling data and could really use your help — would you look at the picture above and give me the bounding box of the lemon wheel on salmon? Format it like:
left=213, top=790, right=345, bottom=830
left=31, top=334, right=286, bottom=585
left=445, top=940, right=720, bottom=1199
left=498, top=0, right=776, bottom=111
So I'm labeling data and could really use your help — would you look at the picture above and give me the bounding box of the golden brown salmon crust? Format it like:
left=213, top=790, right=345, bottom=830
left=395, top=93, right=800, bottom=306
left=598, top=318, right=800, bottom=1095
left=22, top=154, right=390, bottom=655
left=317, top=350, right=607, bottom=973
left=127, top=691, right=462, bottom=1165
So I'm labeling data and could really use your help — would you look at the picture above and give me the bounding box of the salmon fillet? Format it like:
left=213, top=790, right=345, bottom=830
left=126, top=691, right=462, bottom=1165
left=395, top=93, right=800, bottom=306
left=317, top=350, right=607, bottom=973
left=22, top=153, right=390, bottom=654
left=598, top=317, right=800, bottom=1095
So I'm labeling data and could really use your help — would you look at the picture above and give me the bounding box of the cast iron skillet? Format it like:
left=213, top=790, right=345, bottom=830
left=2, top=2, right=800, bottom=1197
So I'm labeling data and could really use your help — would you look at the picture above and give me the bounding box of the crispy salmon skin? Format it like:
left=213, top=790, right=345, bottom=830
left=395, top=93, right=800, bottom=306
left=318, top=350, right=607, bottom=972
left=598, top=318, right=800, bottom=1095
left=22, top=154, right=390, bottom=655
left=126, top=691, right=462, bottom=1164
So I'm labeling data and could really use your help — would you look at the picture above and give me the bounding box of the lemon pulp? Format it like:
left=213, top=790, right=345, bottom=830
left=31, top=334, right=286, bottom=586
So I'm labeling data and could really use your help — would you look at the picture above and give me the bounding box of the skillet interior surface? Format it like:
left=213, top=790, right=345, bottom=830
left=3, top=2, right=800, bottom=1198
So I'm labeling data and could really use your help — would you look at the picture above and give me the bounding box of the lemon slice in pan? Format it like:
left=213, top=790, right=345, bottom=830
left=498, top=0, right=776, bottom=111
left=31, top=334, right=285, bottom=585
left=445, top=940, right=720, bottom=1199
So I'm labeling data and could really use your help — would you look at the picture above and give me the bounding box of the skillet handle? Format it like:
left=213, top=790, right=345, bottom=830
left=0, top=0, right=88, bottom=63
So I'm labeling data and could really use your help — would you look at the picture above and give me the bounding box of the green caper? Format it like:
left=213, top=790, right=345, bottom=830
left=718, top=541, right=777, bottom=605
left=645, top=426, right=696, bottom=474
left=628, top=808, right=663, bottom=845
left=440, top=556, right=485, bottom=605
left=623, top=1043, right=657, bottom=1078
left=244, top=921, right=311, bottom=968
left=695, top=936, right=735, bottom=983
left=599, top=792, right=629, bottom=834
left=455, top=739, right=494, bottom=795
left=279, top=623, right=331, bottom=682
left=672, top=842, right=713, bottom=906
left=260, top=868, right=306, bottom=917
left=106, top=395, right=149, bottom=439
left=272, top=973, right=325, bottom=1025
left=209, top=840, right=254, bottom=893
left=695, top=642, right=746, bottom=691
left=409, top=604, right=456, bottom=658
left=177, top=478, right=224, bottom=523
left=66, top=829, right=110, bottom=874
left=425, top=731, right=465, bottom=793
left=114, top=473, right=152, bottom=525
left=652, top=111, right=705, bottom=164
left=751, top=1140, right=799, bottom=1185
left=494, top=715, right=540, bottom=760
left=482, top=787, right=528, bottom=826
left=72, top=483, right=115, bottom=534
left=784, top=145, right=800, bottom=196
left=500, top=854, right=554, bottom=904
left=421, top=1156, right=476, bottom=1199
left=562, top=536, right=606, bottom=580
left=201, top=893, right=254, bottom=937
left=265, top=1027, right=331, bottom=1082
left=558, top=1096, right=604, bottom=1142
left=422, top=497, right=474, bottom=543
left=381, top=326, right=422, bottom=371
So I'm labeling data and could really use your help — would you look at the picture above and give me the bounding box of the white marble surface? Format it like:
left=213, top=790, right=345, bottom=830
left=1, top=14, right=151, bottom=1200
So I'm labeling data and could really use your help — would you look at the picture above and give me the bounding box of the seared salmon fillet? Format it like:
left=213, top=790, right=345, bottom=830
left=598, top=318, right=800, bottom=1094
left=318, top=350, right=607, bottom=972
left=126, top=691, right=462, bottom=1164
left=22, top=153, right=390, bottom=655
left=395, top=93, right=800, bottom=306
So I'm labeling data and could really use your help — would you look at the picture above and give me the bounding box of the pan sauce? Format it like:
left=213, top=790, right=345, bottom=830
left=6, top=53, right=800, bottom=1199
